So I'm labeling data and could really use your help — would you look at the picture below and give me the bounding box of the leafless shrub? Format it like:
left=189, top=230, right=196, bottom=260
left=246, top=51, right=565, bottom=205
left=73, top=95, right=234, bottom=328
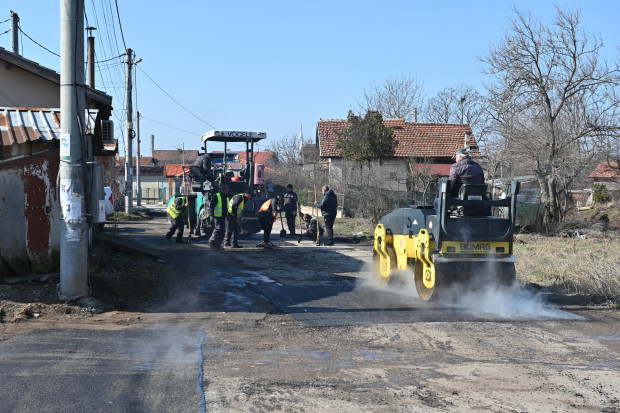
left=515, top=235, right=620, bottom=308
left=562, top=258, right=620, bottom=309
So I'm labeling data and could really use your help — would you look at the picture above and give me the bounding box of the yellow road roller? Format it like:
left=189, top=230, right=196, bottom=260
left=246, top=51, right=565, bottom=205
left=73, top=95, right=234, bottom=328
left=373, top=178, right=520, bottom=301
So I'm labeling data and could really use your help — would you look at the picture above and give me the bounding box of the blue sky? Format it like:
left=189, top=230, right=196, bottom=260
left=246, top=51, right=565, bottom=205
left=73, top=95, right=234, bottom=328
left=2, top=1, right=619, bottom=156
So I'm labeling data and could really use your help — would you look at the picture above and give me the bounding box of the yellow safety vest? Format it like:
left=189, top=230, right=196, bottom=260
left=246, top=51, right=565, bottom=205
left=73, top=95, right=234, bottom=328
left=228, top=194, right=245, bottom=218
left=167, top=196, right=186, bottom=219
left=214, top=193, right=224, bottom=217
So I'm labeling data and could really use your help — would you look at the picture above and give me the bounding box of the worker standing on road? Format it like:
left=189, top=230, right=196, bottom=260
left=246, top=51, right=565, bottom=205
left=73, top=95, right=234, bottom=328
left=315, top=185, right=337, bottom=246
left=302, top=214, right=324, bottom=240
left=208, top=185, right=229, bottom=249
left=224, top=188, right=253, bottom=248
left=165, top=195, right=188, bottom=244
left=282, top=184, right=300, bottom=237
left=257, top=196, right=279, bottom=249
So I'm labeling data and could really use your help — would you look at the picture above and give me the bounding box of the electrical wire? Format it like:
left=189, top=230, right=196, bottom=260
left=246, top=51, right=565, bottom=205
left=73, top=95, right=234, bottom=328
left=136, top=65, right=217, bottom=129
left=114, top=0, right=127, bottom=51
left=140, top=114, right=201, bottom=136
left=0, top=28, right=10, bottom=36
left=18, top=26, right=60, bottom=57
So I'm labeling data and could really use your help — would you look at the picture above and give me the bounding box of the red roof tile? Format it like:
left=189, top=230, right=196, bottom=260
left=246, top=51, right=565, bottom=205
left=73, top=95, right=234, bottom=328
left=164, top=164, right=191, bottom=178
left=317, top=119, right=478, bottom=160
left=237, top=150, right=275, bottom=166
left=588, top=162, right=620, bottom=179
left=153, top=149, right=199, bottom=163
left=410, top=163, right=452, bottom=176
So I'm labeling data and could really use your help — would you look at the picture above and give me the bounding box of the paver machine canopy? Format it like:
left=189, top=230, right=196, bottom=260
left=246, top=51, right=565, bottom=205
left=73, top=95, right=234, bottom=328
left=190, top=130, right=268, bottom=237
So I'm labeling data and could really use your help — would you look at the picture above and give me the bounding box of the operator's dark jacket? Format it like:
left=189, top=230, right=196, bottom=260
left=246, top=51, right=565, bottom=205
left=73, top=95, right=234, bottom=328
left=194, top=153, right=211, bottom=175
left=282, top=191, right=298, bottom=213
left=448, top=158, right=484, bottom=197
left=316, top=189, right=337, bottom=217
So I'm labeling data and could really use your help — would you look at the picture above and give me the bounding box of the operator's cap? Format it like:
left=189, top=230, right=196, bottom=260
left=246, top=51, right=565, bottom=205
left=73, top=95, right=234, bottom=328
left=453, top=148, right=469, bottom=159
left=286, top=184, right=293, bottom=189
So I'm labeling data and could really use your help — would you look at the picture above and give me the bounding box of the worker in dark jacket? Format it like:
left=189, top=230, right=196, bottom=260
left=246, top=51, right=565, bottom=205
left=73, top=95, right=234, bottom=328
left=208, top=185, right=229, bottom=249
left=434, top=148, right=486, bottom=214
left=194, top=152, right=213, bottom=182
left=448, top=148, right=485, bottom=197
left=224, top=188, right=252, bottom=248
left=302, top=214, right=324, bottom=240
left=257, top=196, right=279, bottom=249
left=315, top=185, right=337, bottom=246
left=165, top=195, right=188, bottom=244
left=282, top=184, right=300, bottom=237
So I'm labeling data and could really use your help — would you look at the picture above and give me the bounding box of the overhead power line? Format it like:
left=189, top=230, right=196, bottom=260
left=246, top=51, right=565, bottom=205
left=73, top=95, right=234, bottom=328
left=94, top=53, right=125, bottom=64
left=114, top=0, right=127, bottom=50
left=18, top=27, right=60, bottom=57
left=136, top=65, right=217, bottom=130
left=140, top=114, right=201, bottom=136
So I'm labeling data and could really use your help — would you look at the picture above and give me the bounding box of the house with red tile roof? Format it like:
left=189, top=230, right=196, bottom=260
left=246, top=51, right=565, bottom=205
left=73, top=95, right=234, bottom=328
left=588, top=162, right=620, bottom=191
left=315, top=118, right=479, bottom=193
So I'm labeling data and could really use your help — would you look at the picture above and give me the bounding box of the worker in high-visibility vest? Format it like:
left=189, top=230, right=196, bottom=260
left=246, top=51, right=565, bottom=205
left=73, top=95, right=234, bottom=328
left=257, top=196, right=280, bottom=249
left=165, top=195, right=188, bottom=243
left=224, top=188, right=253, bottom=248
left=302, top=214, right=324, bottom=240
left=208, top=185, right=229, bottom=249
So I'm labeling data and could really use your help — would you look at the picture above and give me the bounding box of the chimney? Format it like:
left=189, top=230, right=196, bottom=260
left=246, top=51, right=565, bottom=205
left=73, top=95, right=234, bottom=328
left=11, top=12, right=19, bottom=54
left=151, top=135, right=154, bottom=158
left=464, top=131, right=471, bottom=148
left=86, top=27, right=97, bottom=88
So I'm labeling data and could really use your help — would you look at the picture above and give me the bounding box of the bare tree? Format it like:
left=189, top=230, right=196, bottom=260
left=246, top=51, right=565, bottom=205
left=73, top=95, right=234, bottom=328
left=356, top=75, right=425, bottom=121
left=267, top=133, right=316, bottom=205
left=424, top=85, right=493, bottom=150
left=481, top=7, right=620, bottom=225
left=268, top=133, right=310, bottom=165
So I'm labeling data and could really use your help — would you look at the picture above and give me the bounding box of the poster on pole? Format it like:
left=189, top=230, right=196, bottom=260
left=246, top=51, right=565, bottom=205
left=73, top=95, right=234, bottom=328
left=60, top=178, right=82, bottom=241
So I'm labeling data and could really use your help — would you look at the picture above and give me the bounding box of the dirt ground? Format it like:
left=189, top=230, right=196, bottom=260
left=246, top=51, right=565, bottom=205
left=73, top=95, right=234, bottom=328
left=1, top=210, right=619, bottom=412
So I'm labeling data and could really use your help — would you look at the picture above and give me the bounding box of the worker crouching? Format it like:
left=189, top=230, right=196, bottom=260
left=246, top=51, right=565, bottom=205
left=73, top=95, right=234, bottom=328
left=225, top=188, right=252, bottom=248
left=257, top=196, right=279, bottom=249
left=302, top=214, right=324, bottom=240
left=166, top=195, right=188, bottom=244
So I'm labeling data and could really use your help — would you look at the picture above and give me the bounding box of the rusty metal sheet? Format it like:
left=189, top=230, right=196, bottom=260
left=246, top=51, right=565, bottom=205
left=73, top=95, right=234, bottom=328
left=0, top=107, right=99, bottom=147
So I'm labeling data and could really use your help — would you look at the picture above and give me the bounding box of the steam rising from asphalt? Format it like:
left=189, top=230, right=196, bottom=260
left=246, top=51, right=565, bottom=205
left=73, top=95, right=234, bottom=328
left=360, top=262, right=581, bottom=321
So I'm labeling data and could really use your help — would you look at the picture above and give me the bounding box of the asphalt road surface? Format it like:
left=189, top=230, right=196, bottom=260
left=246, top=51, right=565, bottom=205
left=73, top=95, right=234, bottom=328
left=1, top=210, right=618, bottom=412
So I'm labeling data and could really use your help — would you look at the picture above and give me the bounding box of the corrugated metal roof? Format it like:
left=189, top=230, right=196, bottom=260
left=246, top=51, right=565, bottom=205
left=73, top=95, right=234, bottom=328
left=0, top=107, right=98, bottom=147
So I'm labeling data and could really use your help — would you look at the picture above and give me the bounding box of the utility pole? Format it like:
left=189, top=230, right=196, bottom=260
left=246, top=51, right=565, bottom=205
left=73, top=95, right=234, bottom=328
left=136, top=111, right=142, bottom=205
left=59, top=0, right=88, bottom=298
left=124, top=48, right=134, bottom=213
left=11, top=11, right=19, bottom=54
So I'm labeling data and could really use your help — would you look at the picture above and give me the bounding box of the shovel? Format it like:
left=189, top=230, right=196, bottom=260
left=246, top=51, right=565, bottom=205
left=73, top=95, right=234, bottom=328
left=279, top=211, right=287, bottom=238
left=297, top=202, right=303, bottom=243
left=186, top=206, right=192, bottom=244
